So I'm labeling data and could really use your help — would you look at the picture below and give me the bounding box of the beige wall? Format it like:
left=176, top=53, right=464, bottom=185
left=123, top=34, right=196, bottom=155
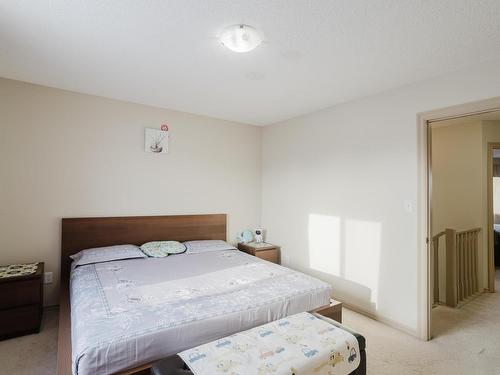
left=431, top=121, right=485, bottom=302
left=3, top=58, right=500, bottom=334
left=261, top=59, right=500, bottom=334
left=0, top=78, right=262, bottom=306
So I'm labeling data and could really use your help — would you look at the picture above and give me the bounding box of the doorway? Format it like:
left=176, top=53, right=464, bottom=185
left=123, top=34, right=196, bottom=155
left=420, top=105, right=500, bottom=339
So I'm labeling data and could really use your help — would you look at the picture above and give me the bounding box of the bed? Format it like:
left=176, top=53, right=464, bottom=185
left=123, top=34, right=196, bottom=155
left=57, top=214, right=333, bottom=375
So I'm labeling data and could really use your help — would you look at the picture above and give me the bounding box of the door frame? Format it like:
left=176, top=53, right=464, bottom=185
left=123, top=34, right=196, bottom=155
left=417, top=96, right=500, bottom=341
left=487, top=142, right=500, bottom=293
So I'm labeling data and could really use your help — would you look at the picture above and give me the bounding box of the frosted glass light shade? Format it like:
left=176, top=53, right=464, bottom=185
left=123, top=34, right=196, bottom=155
left=219, top=25, right=262, bottom=53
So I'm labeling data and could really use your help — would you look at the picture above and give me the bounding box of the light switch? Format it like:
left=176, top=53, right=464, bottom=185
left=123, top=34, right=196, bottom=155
left=404, top=200, right=413, bottom=213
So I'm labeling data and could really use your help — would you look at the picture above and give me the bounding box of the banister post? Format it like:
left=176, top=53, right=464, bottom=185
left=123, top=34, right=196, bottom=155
left=445, top=228, right=458, bottom=307
left=432, top=236, right=440, bottom=305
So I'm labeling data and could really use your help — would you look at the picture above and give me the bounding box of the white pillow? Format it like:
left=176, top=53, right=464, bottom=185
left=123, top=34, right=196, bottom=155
left=183, top=240, right=237, bottom=254
left=70, top=244, right=146, bottom=267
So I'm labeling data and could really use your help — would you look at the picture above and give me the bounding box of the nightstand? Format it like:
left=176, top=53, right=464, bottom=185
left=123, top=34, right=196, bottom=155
left=0, top=262, right=44, bottom=340
left=313, top=299, right=343, bottom=323
left=237, top=242, right=280, bottom=264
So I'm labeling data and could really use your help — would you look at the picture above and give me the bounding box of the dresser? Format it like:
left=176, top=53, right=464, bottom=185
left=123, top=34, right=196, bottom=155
left=0, top=262, right=44, bottom=340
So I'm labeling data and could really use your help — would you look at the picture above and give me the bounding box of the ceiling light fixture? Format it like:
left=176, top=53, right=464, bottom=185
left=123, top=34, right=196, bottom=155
left=219, top=24, right=263, bottom=53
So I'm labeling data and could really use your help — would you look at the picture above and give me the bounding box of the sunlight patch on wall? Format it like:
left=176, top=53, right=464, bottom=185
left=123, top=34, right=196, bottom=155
left=344, top=219, right=382, bottom=304
left=308, top=214, right=341, bottom=276
left=308, top=214, right=382, bottom=306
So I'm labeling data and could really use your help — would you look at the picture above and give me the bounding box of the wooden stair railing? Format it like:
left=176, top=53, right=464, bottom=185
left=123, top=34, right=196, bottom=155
left=455, top=227, right=481, bottom=303
left=432, top=227, right=481, bottom=308
left=432, top=231, right=446, bottom=305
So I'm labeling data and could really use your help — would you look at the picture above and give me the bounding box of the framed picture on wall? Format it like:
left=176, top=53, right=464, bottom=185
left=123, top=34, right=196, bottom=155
left=145, top=125, right=169, bottom=153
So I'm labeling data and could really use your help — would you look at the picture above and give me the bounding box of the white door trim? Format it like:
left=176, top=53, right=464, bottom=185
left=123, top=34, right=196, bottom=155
left=417, top=96, right=500, bottom=341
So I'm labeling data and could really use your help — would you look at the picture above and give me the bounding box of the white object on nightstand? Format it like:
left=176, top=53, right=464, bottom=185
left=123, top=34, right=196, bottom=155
left=254, top=228, right=263, bottom=243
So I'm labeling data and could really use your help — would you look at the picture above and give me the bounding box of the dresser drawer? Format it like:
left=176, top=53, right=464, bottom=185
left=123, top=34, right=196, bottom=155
left=0, top=304, right=41, bottom=339
left=256, top=249, right=279, bottom=264
left=0, top=278, right=41, bottom=309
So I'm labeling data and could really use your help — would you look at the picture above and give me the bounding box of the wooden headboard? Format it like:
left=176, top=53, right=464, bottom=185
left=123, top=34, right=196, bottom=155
left=60, top=214, right=227, bottom=282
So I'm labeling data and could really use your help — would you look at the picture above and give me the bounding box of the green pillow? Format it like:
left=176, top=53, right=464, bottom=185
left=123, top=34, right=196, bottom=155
left=140, top=241, right=186, bottom=257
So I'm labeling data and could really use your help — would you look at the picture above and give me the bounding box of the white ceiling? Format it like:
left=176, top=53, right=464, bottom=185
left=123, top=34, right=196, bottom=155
left=2, top=1, right=500, bottom=126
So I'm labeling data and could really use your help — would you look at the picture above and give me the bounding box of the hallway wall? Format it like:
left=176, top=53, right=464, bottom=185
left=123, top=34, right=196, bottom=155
left=431, top=118, right=500, bottom=302
left=431, top=121, right=485, bottom=301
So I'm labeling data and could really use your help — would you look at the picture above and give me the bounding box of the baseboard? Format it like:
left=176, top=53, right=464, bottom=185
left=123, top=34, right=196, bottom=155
left=342, top=302, right=419, bottom=338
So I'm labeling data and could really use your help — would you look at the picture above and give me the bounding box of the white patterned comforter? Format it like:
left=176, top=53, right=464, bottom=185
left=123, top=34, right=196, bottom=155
left=179, top=312, right=360, bottom=375
left=70, top=250, right=332, bottom=375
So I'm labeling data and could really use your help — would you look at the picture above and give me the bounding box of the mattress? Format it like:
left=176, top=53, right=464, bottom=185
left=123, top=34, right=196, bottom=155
left=70, top=250, right=332, bottom=375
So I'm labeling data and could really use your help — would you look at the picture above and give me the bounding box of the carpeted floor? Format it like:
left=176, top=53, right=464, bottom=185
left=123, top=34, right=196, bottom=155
left=1, top=271, right=499, bottom=375
left=0, top=307, right=58, bottom=375
left=342, top=269, right=500, bottom=375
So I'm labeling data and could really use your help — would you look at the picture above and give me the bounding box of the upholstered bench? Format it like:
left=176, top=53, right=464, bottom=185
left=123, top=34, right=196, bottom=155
left=152, top=314, right=366, bottom=375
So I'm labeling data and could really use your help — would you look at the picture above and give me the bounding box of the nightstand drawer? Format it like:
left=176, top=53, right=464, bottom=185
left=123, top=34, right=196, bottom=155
left=238, top=243, right=280, bottom=264
left=257, top=249, right=279, bottom=264
left=0, top=305, right=41, bottom=339
left=0, top=278, right=41, bottom=309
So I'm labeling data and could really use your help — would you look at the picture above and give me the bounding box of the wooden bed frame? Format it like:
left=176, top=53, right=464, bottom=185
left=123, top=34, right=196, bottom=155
left=57, top=214, right=227, bottom=375
left=56, top=213, right=331, bottom=375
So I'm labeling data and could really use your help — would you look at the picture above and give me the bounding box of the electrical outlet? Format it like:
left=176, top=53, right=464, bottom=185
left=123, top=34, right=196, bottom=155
left=43, top=272, right=53, bottom=284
